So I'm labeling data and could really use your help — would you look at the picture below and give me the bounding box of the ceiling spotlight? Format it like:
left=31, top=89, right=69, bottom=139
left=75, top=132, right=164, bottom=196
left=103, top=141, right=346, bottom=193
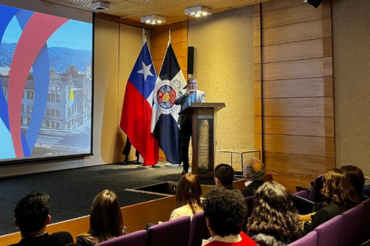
left=91, top=1, right=110, bottom=11
left=141, top=15, right=167, bottom=25
left=184, top=6, right=212, bottom=17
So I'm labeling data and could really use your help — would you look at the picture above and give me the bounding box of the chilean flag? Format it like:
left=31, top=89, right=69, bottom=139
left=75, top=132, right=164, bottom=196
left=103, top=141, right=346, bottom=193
left=120, top=42, right=159, bottom=166
left=151, top=43, right=187, bottom=164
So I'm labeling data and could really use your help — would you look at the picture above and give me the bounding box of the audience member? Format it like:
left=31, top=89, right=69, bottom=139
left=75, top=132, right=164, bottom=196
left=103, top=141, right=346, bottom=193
left=77, top=189, right=126, bottom=246
left=242, top=157, right=266, bottom=197
left=246, top=181, right=301, bottom=246
left=307, top=168, right=357, bottom=232
left=214, top=164, right=235, bottom=189
left=364, top=176, right=370, bottom=198
left=170, top=173, right=203, bottom=220
left=202, top=187, right=256, bottom=246
left=340, top=165, right=366, bottom=201
left=10, top=191, right=73, bottom=246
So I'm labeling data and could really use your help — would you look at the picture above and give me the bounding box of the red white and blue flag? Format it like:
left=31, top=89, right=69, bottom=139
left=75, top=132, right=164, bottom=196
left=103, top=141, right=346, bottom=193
left=120, top=42, right=159, bottom=166
left=151, top=43, right=186, bottom=164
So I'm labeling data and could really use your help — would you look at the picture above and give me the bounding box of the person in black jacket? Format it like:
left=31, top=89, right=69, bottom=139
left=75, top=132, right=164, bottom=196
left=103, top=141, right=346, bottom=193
left=307, top=168, right=358, bottom=232
left=10, top=191, right=73, bottom=246
left=242, top=157, right=265, bottom=197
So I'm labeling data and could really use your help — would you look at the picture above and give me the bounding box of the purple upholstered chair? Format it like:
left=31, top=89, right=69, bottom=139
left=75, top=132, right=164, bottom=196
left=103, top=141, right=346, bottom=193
left=360, top=198, right=370, bottom=243
left=147, top=216, right=191, bottom=246
left=97, top=230, right=147, bottom=246
left=287, top=231, right=317, bottom=246
left=341, top=203, right=365, bottom=246
left=296, top=175, right=324, bottom=203
left=314, top=215, right=342, bottom=246
left=188, top=212, right=210, bottom=246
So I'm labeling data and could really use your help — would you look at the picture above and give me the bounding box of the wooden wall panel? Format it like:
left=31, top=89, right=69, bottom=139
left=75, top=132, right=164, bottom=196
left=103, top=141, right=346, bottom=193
left=254, top=4, right=263, bottom=159
left=265, top=152, right=334, bottom=175
left=254, top=0, right=335, bottom=192
left=262, top=58, right=325, bottom=81
left=261, top=0, right=303, bottom=11
left=271, top=173, right=317, bottom=193
left=262, top=18, right=331, bottom=46
left=263, top=98, right=333, bottom=117
left=262, top=3, right=323, bottom=28
left=263, top=117, right=334, bottom=137
left=263, top=77, right=333, bottom=98
left=262, top=39, right=324, bottom=63
left=264, top=135, right=334, bottom=157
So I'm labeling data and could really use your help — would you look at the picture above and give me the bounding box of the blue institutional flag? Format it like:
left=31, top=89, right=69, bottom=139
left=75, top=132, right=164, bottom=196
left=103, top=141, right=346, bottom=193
left=151, top=43, right=186, bottom=164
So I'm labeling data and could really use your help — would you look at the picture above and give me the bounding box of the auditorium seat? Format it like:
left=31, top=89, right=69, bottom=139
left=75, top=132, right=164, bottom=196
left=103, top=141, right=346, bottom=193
left=97, top=230, right=147, bottom=246
left=314, top=215, right=342, bottom=246
left=360, top=198, right=370, bottom=243
left=296, top=175, right=324, bottom=203
left=245, top=196, right=254, bottom=218
left=287, top=231, right=317, bottom=246
left=188, top=212, right=209, bottom=246
left=147, top=216, right=191, bottom=246
left=290, top=193, right=323, bottom=215
left=341, top=203, right=365, bottom=246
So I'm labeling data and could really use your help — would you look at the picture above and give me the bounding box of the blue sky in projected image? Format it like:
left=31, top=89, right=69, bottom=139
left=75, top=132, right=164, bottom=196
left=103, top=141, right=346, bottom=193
left=3, top=16, right=92, bottom=52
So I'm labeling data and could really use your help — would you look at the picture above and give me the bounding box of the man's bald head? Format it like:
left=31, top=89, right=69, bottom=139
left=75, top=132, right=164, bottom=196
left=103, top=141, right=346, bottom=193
left=243, top=157, right=265, bottom=181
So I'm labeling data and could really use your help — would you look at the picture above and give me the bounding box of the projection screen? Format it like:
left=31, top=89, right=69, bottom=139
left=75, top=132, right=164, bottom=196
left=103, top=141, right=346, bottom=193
left=0, top=0, right=93, bottom=164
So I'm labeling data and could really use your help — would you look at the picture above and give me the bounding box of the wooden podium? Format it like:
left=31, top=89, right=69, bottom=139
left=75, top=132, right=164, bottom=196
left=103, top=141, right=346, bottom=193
left=179, top=102, right=225, bottom=177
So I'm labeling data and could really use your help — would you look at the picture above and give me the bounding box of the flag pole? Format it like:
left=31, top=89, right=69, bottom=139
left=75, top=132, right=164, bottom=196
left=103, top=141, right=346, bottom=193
left=142, top=28, right=146, bottom=45
left=168, top=29, right=171, bottom=46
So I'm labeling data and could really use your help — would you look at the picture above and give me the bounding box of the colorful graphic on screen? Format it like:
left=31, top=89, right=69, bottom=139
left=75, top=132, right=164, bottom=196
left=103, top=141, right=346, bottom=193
left=0, top=4, right=93, bottom=162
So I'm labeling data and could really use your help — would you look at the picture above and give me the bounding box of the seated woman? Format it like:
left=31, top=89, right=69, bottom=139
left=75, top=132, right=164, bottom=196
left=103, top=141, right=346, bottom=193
left=77, top=190, right=126, bottom=246
left=307, top=168, right=357, bottom=232
left=170, top=173, right=203, bottom=220
left=340, top=165, right=366, bottom=202
left=202, top=187, right=256, bottom=246
left=246, top=181, right=301, bottom=246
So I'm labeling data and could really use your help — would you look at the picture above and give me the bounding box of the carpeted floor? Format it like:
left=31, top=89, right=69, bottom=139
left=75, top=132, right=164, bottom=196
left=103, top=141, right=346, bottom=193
left=0, top=161, right=202, bottom=235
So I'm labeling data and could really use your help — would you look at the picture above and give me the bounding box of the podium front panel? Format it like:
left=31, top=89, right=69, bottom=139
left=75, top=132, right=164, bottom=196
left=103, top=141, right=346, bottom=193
left=193, top=109, right=214, bottom=176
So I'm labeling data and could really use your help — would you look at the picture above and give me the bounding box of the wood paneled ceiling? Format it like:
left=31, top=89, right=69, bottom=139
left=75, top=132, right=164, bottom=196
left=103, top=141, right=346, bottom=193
left=42, top=0, right=272, bottom=25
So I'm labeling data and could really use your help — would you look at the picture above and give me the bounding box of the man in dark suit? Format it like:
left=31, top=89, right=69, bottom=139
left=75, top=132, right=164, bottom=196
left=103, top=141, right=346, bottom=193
left=174, top=77, right=205, bottom=174
left=10, top=191, right=73, bottom=246
left=242, top=157, right=266, bottom=197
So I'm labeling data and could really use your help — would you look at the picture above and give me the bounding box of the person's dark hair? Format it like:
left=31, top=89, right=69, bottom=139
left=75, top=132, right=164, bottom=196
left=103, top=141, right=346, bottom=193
left=176, top=173, right=203, bottom=214
left=187, top=77, right=197, bottom=84
left=14, top=191, right=50, bottom=233
left=246, top=181, right=300, bottom=244
left=214, top=164, right=234, bottom=187
left=340, top=165, right=365, bottom=200
left=243, top=157, right=265, bottom=181
left=322, top=168, right=358, bottom=208
left=203, top=186, right=247, bottom=237
left=83, top=190, right=125, bottom=244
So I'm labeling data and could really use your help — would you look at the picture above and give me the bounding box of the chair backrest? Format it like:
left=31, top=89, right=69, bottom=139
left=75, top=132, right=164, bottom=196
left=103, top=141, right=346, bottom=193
left=287, top=231, right=317, bottom=246
left=147, top=216, right=191, bottom=246
left=341, top=203, right=365, bottom=246
left=290, top=194, right=323, bottom=215
left=361, top=198, right=370, bottom=242
left=308, top=175, right=324, bottom=203
left=315, top=215, right=342, bottom=246
left=188, top=212, right=210, bottom=246
left=294, top=190, right=310, bottom=199
left=97, top=230, right=147, bottom=246
left=245, top=196, right=254, bottom=218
